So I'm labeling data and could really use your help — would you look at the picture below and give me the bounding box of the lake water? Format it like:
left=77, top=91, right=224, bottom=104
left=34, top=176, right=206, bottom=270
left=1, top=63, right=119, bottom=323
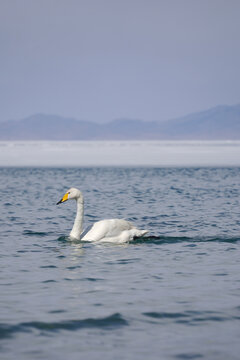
left=0, top=144, right=240, bottom=359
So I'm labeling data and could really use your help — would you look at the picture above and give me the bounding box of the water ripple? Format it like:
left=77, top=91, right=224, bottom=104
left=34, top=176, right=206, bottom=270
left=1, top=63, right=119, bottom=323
left=142, top=310, right=240, bottom=324
left=0, top=313, right=128, bottom=339
left=23, top=230, right=50, bottom=237
left=132, top=235, right=240, bottom=244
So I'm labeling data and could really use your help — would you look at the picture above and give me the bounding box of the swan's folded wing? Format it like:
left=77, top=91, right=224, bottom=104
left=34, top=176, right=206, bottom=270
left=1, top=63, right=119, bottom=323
left=81, top=220, right=113, bottom=241
left=81, top=219, right=132, bottom=241
left=81, top=219, right=147, bottom=242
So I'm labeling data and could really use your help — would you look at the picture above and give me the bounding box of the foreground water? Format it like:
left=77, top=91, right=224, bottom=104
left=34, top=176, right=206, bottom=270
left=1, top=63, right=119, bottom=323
left=1, top=167, right=240, bottom=360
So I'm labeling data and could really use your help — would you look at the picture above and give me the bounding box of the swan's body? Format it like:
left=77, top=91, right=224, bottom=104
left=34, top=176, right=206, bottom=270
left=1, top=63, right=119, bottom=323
left=57, top=188, right=148, bottom=243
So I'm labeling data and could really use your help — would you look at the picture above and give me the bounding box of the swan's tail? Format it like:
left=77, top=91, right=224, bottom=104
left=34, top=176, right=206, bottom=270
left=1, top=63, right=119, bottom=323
left=133, top=229, right=148, bottom=238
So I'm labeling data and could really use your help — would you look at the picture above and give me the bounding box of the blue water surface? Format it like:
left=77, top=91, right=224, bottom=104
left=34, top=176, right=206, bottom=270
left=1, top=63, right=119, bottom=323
left=0, top=167, right=240, bottom=360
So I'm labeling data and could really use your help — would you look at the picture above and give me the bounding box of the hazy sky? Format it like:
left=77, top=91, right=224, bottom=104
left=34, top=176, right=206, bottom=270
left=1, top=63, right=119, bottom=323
left=1, top=0, right=240, bottom=123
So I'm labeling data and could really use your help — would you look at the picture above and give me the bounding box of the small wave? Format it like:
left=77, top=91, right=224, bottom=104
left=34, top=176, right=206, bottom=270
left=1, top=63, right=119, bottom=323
left=57, top=235, right=70, bottom=242
left=23, top=230, right=50, bottom=237
left=132, top=236, right=190, bottom=244
left=40, top=265, right=57, bottom=269
left=175, top=353, right=203, bottom=359
left=143, top=311, right=189, bottom=319
left=84, top=277, right=104, bottom=282
left=0, top=313, right=127, bottom=339
left=142, top=310, right=240, bottom=324
left=57, top=235, right=82, bottom=243
left=0, top=323, right=26, bottom=339
left=132, top=235, right=240, bottom=244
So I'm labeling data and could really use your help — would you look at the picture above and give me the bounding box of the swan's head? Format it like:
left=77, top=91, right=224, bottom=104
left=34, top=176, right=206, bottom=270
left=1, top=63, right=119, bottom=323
left=57, top=188, right=82, bottom=205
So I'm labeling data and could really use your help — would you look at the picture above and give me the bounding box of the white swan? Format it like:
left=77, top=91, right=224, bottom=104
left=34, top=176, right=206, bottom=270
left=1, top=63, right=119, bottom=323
left=57, top=188, right=148, bottom=243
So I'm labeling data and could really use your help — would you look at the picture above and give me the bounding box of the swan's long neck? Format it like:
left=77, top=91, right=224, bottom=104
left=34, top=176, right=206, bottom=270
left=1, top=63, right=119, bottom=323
left=70, top=197, right=84, bottom=240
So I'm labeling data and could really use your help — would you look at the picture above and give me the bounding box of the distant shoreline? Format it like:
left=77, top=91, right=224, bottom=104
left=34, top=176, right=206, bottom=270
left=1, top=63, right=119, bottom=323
left=1, top=140, right=240, bottom=167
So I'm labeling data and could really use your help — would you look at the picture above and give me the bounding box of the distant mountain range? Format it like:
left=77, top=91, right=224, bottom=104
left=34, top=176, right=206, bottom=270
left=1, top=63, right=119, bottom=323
left=0, top=104, right=240, bottom=140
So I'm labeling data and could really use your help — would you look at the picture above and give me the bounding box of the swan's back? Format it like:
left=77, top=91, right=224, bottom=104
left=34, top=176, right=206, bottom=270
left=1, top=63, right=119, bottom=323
left=81, top=219, right=146, bottom=242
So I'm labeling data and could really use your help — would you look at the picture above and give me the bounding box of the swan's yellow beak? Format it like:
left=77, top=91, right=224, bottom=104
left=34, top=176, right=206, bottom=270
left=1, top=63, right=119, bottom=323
left=56, top=193, right=69, bottom=205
